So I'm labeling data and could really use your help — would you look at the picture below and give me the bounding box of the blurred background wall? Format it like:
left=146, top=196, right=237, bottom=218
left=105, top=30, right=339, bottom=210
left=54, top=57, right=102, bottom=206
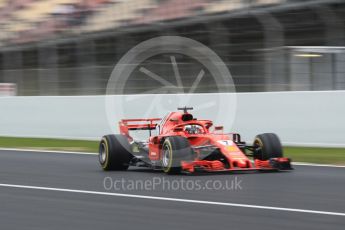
left=1, top=92, right=344, bottom=146
left=0, top=0, right=345, bottom=96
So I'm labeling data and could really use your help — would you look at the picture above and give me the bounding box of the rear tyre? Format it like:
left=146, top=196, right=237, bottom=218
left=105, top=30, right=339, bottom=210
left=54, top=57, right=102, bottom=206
left=99, top=134, right=133, bottom=171
left=161, top=136, right=194, bottom=174
left=253, top=133, right=283, bottom=160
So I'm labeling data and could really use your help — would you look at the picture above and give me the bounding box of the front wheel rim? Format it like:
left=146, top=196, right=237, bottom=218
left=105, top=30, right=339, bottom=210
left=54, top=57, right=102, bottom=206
left=162, top=145, right=171, bottom=168
left=253, top=138, right=264, bottom=159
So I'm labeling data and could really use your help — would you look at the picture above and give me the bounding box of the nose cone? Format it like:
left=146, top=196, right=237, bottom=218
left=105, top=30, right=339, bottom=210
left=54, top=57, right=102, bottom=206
left=236, top=159, right=247, bottom=168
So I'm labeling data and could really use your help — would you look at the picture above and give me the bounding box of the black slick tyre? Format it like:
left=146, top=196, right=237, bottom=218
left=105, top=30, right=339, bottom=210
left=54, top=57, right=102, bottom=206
left=161, top=136, right=194, bottom=174
left=253, top=133, right=283, bottom=160
left=99, top=134, right=133, bottom=171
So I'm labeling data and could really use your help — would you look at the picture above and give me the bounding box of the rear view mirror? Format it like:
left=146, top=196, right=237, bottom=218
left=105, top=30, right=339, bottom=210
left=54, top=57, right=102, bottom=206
left=173, top=127, right=184, bottom=132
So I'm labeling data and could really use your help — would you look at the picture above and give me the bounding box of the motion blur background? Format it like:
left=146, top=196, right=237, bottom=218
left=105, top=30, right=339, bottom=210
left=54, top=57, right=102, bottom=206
left=0, top=0, right=345, bottom=96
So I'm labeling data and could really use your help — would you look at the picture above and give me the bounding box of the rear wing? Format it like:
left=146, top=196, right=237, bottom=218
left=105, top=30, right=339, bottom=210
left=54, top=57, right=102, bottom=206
left=119, top=118, right=161, bottom=137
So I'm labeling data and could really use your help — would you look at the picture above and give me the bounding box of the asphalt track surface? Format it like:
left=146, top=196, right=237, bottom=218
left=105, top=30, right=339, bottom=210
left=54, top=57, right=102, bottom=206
left=0, top=150, right=344, bottom=230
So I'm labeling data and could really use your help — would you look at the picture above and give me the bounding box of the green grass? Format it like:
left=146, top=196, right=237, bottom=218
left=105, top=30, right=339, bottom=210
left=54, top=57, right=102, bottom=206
left=284, top=147, right=345, bottom=165
left=0, top=137, right=344, bottom=165
left=0, top=137, right=99, bottom=153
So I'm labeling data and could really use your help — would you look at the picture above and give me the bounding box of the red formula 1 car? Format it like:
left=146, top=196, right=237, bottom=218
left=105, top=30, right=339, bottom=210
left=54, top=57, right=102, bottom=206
left=99, top=107, right=292, bottom=174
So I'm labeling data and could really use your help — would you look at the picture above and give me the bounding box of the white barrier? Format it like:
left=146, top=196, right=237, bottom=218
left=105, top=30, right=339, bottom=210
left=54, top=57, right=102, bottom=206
left=0, top=91, right=344, bottom=147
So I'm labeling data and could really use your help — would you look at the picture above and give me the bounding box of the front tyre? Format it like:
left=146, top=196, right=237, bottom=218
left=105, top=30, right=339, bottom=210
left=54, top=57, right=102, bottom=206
left=162, top=136, right=194, bottom=174
left=253, top=133, right=283, bottom=160
left=99, top=134, right=133, bottom=171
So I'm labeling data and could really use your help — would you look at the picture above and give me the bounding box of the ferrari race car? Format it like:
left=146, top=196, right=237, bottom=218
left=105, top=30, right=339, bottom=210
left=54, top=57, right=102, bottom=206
left=99, top=107, right=292, bottom=174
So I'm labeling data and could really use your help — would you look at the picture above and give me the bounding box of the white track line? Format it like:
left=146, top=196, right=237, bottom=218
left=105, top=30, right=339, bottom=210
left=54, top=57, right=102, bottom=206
left=0, top=148, right=96, bottom=155
left=0, top=183, right=344, bottom=217
left=0, top=148, right=344, bottom=168
left=293, top=162, right=345, bottom=168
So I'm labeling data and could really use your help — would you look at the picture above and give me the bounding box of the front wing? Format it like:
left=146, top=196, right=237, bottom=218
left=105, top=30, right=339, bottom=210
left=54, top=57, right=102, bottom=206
left=181, top=158, right=293, bottom=173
